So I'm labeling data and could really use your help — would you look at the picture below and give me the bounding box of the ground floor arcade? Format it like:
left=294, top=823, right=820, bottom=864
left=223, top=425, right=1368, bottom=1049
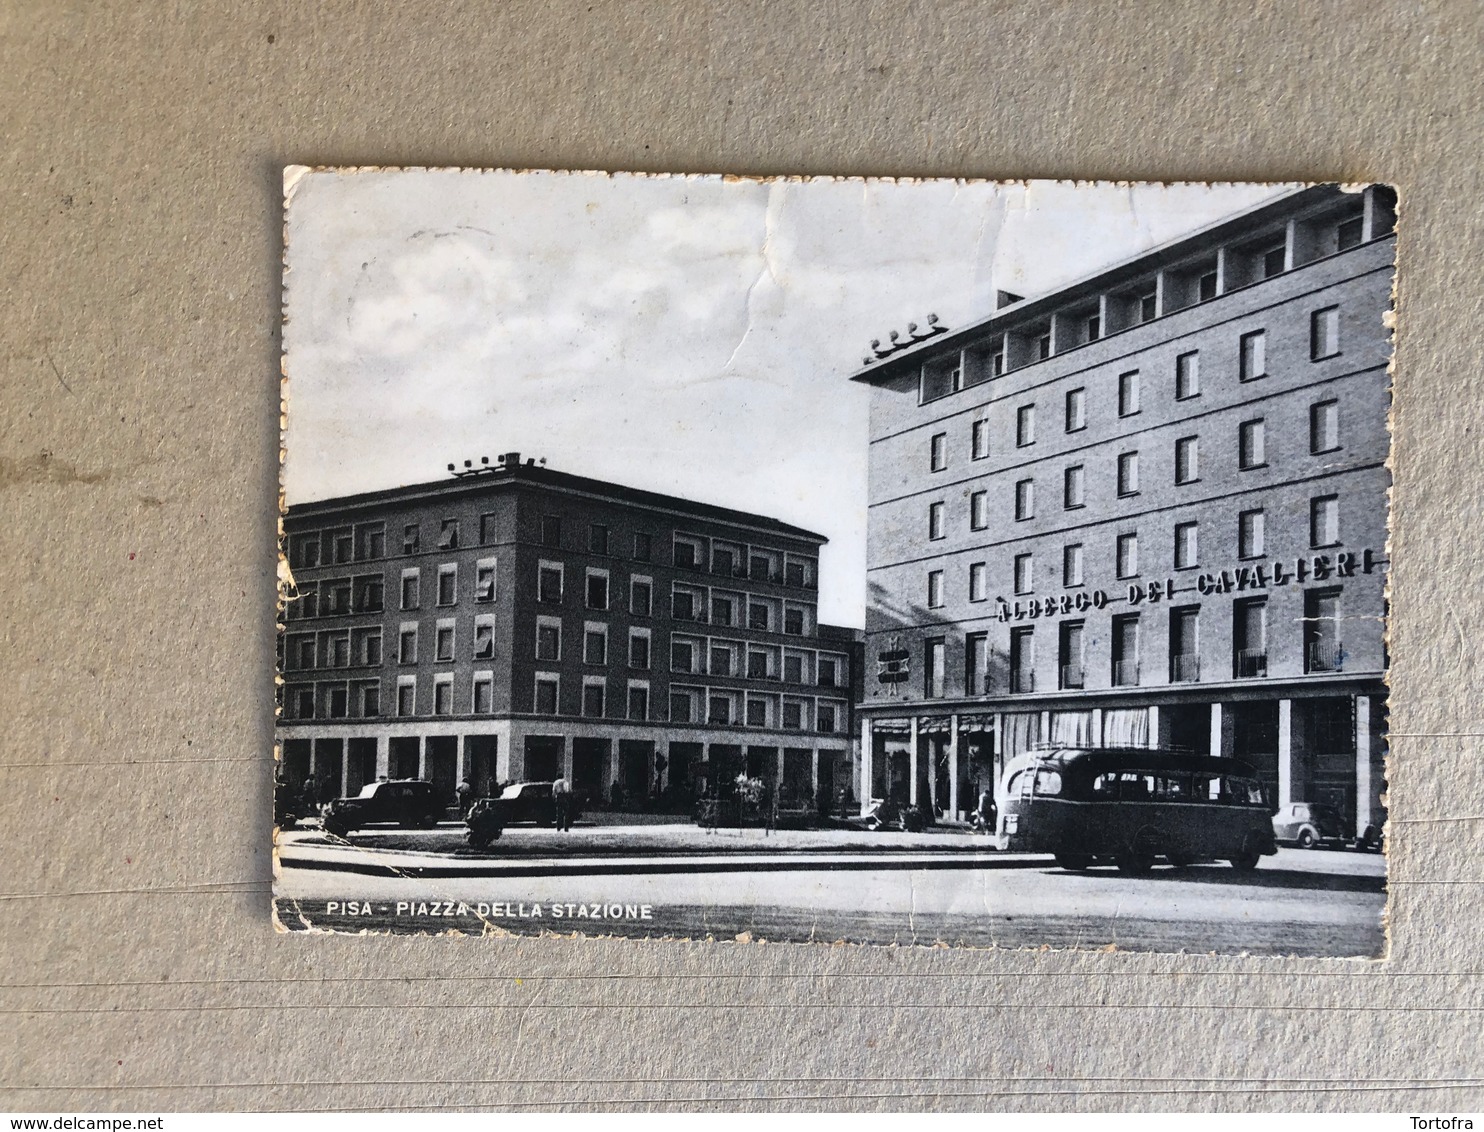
left=859, top=684, right=1386, bottom=832
left=277, top=719, right=856, bottom=814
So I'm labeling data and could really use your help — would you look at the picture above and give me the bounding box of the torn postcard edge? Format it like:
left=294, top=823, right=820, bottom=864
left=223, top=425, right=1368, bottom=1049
left=273, top=168, right=1395, bottom=956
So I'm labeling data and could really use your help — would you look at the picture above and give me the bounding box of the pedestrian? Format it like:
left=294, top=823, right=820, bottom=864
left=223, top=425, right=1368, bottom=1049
left=610, top=779, right=625, bottom=812
left=552, top=775, right=573, bottom=832
left=976, top=785, right=996, bottom=834
left=455, top=778, right=472, bottom=817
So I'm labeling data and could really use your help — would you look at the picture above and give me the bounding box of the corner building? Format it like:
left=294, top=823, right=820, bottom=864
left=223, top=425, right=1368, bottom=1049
left=278, top=455, right=859, bottom=809
left=851, top=185, right=1394, bottom=831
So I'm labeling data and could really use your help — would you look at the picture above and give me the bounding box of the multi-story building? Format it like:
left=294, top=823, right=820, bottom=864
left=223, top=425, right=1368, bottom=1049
left=277, top=455, right=859, bottom=810
left=849, top=184, right=1395, bottom=831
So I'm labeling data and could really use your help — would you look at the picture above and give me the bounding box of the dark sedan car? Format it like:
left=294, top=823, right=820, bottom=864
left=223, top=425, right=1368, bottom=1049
left=321, top=779, right=445, bottom=838
left=465, top=781, right=576, bottom=848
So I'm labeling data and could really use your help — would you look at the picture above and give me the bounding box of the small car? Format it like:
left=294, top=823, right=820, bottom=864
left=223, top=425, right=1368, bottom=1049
left=320, top=779, right=445, bottom=838
left=464, top=782, right=579, bottom=848
left=1271, top=801, right=1350, bottom=849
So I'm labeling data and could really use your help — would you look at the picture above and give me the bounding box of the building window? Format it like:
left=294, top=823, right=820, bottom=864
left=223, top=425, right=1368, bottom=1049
left=928, top=501, right=946, bottom=540
left=1010, top=627, right=1034, bottom=693
left=969, top=561, right=988, bottom=602
left=971, top=419, right=990, bottom=459
left=435, top=621, right=455, bottom=662
left=328, top=685, right=349, bottom=718
left=784, top=606, right=805, bottom=635
left=1238, top=509, right=1265, bottom=560
left=1239, top=330, right=1267, bottom=381
left=1117, top=451, right=1140, bottom=497
left=970, top=491, right=989, bottom=530
left=437, top=565, right=457, bottom=606
left=1015, top=479, right=1035, bottom=521
left=1311, top=399, right=1341, bottom=453
left=473, top=673, right=494, bottom=714
left=400, top=569, right=419, bottom=610
left=541, top=515, right=561, bottom=548
left=1170, top=607, right=1199, bottom=682
left=535, top=675, right=560, bottom=715
left=354, top=627, right=382, bottom=666
left=1238, top=419, right=1266, bottom=469
left=1311, top=306, right=1341, bottom=360
left=818, top=656, right=840, bottom=687
left=924, top=637, right=946, bottom=699
left=582, top=679, right=605, bottom=718
left=475, top=558, right=496, bottom=602
left=433, top=677, right=453, bottom=716
left=708, top=695, right=733, bottom=726
left=927, top=570, right=945, bottom=609
left=536, top=617, right=561, bottom=661
left=583, top=625, right=608, bottom=665
left=1261, top=242, right=1286, bottom=278
left=1085, top=313, right=1101, bottom=341
left=672, top=589, right=695, bottom=621
left=1036, top=330, right=1051, bottom=360
left=1174, top=521, right=1199, bottom=570
left=1304, top=589, right=1343, bottom=673
left=782, top=700, right=804, bottom=730
left=747, top=649, right=769, bottom=679
left=711, top=595, right=735, bottom=627
left=1065, top=387, right=1086, bottom=432
left=1338, top=215, right=1365, bottom=250
left=965, top=632, right=989, bottom=696
left=1311, top=495, right=1340, bottom=548
left=1059, top=621, right=1085, bottom=690
left=479, top=513, right=498, bottom=545
left=1064, top=465, right=1085, bottom=510
left=921, top=356, right=963, bottom=402
left=1118, top=370, right=1140, bottom=417
left=1175, top=351, right=1200, bottom=400
left=588, top=524, right=609, bottom=555
left=785, top=560, right=807, bottom=587
left=1138, top=288, right=1157, bottom=323
left=538, top=563, right=563, bottom=604
left=671, top=639, right=694, bottom=673
left=929, top=432, right=947, bottom=472
left=396, top=678, right=416, bottom=717
left=1063, top=544, right=1084, bottom=587
left=669, top=689, right=695, bottom=724
left=631, top=577, right=652, bottom=617
left=1013, top=553, right=1033, bottom=595
left=1198, top=270, right=1218, bottom=302
left=1175, top=436, right=1199, bottom=484
left=354, top=523, right=384, bottom=561
left=585, top=569, right=609, bottom=610
left=398, top=625, right=417, bottom=665
left=473, top=616, right=495, bottom=659
left=1112, top=614, right=1140, bottom=686
left=748, top=601, right=770, bottom=631
left=817, top=703, right=839, bottom=734
left=673, top=538, right=700, bottom=569
left=350, top=575, right=383, bottom=613
left=784, top=653, right=804, bottom=683
left=403, top=524, right=420, bottom=554
left=1016, top=404, right=1036, bottom=447
left=627, top=683, right=649, bottom=721
left=708, top=644, right=732, bottom=677
left=989, top=336, right=1006, bottom=376
left=1234, top=598, right=1268, bottom=678
left=632, top=532, right=652, bottom=561
left=629, top=629, right=650, bottom=670
left=1116, top=532, right=1138, bottom=579
left=362, top=683, right=381, bottom=717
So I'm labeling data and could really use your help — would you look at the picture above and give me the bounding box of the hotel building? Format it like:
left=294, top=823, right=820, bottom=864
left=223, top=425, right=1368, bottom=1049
left=850, top=184, right=1395, bottom=830
left=278, top=456, right=859, bottom=809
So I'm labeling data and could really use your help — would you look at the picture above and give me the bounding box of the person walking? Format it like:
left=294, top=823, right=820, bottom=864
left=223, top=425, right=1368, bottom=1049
left=552, top=775, right=573, bottom=832
left=455, top=778, right=472, bottom=818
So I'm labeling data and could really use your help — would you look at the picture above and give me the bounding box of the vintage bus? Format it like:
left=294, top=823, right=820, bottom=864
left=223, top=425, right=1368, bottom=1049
left=996, top=747, right=1278, bottom=873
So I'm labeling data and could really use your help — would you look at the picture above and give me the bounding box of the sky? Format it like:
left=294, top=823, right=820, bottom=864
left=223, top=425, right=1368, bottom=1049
left=282, top=171, right=1295, bottom=627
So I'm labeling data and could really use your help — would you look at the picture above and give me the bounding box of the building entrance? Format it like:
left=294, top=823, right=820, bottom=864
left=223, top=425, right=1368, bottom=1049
left=1168, top=703, right=1211, bottom=755
left=619, top=739, right=653, bottom=805
left=463, top=735, right=497, bottom=797
left=426, top=736, right=457, bottom=803
left=572, top=738, right=608, bottom=806
left=524, top=735, right=563, bottom=781
left=313, top=738, right=344, bottom=799
left=347, top=738, right=377, bottom=795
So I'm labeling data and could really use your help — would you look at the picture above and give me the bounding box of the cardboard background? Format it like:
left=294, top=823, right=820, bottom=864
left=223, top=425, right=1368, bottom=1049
left=2, top=0, right=1478, bottom=1111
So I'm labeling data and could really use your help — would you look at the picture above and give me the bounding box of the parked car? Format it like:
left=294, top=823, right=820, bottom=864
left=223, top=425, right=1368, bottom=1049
left=274, top=778, right=303, bottom=830
left=1271, top=801, right=1350, bottom=849
left=320, top=779, right=445, bottom=838
left=1355, top=822, right=1386, bottom=852
left=464, top=781, right=579, bottom=848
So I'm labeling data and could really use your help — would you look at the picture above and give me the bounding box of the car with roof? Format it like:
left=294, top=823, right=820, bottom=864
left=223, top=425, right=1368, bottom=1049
left=1271, top=801, right=1351, bottom=849
left=464, top=781, right=578, bottom=848
left=320, top=779, right=445, bottom=838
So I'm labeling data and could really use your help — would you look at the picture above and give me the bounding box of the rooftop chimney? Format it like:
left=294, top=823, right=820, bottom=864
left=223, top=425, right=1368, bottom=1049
left=501, top=452, right=521, bottom=467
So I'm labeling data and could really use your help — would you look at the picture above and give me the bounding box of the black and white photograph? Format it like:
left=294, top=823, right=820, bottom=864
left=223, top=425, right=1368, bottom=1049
left=275, top=169, right=1394, bottom=956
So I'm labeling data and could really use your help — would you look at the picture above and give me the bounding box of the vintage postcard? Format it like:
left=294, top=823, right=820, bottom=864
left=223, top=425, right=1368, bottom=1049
left=274, top=169, right=1393, bottom=955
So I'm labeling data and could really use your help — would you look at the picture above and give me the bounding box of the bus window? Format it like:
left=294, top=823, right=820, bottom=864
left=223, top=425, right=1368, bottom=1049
left=1034, top=769, right=1063, bottom=797
left=1091, top=773, right=1117, bottom=798
left=1230, top=777, right=1264, bottom=805
left=1194, top=774, right=1221, bottom=802
left=1156, top=774, right=1191, bottom=800
left=1118, top=772, right=1154, bottom=800
left=1004, top=770, right=1026, bottom=798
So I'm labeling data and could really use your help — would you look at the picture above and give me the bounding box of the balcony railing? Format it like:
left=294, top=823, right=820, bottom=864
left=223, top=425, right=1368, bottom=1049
left=1112, top=659, right=1140, bottom=687
left=1059, top=664, right=1085, bottom=690
left=1235, top=649, right=1268, bottom=678
left=1307, top=640, right=1344, bottom=673
left=1171, top=653, right=1200, bottom=683
left=1010, top=669, right=1036, bottom=694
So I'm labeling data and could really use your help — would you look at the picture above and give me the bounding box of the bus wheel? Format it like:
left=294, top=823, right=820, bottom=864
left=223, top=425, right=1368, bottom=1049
left=1229, top=843, right=1262, bottom=871
left=1055, top=853, right=1092, bottom=871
